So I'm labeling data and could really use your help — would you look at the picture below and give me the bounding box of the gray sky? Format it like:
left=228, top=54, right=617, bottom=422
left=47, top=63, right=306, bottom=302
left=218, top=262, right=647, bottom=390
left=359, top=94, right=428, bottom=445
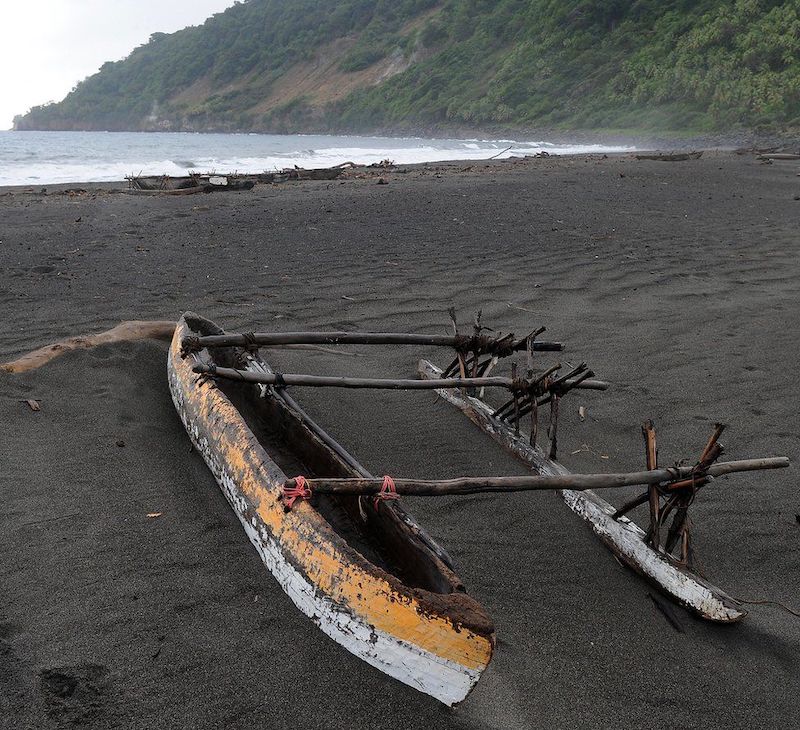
left=0, top=0, right=237, bottom=130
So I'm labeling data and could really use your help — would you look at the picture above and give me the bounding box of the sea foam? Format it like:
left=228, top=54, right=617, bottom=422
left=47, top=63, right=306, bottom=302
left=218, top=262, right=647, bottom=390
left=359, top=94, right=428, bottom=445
left=0, top=131, right=634, bottom=186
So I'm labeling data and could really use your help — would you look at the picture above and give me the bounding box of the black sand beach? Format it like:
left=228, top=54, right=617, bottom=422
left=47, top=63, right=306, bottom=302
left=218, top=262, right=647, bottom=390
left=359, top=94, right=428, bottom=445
left=2, top=151, right=799, bottom=728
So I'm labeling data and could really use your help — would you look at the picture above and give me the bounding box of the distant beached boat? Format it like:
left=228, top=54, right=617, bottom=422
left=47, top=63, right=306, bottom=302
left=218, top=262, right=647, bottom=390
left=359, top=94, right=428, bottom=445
left=258, top=166, right=346, bottom=183
left=125, top=174, right=255, bottom=193
left=635, top=151, right=703, bottom=162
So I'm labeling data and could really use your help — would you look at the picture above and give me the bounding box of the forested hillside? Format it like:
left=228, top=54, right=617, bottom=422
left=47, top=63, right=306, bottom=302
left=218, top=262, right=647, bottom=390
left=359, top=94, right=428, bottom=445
left=15, top=0, right=800, bottom=133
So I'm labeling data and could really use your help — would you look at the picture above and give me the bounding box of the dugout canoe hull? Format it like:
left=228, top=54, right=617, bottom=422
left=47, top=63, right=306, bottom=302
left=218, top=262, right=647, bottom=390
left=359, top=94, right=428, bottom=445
left=167, top=314, right=494, bottom=705
left=418, top=359, right=746, bottom=623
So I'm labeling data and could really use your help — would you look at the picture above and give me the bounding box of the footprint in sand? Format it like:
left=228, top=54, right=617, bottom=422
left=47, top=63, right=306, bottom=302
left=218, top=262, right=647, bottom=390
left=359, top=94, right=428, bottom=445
left=39, top=664, right=110, bottom=722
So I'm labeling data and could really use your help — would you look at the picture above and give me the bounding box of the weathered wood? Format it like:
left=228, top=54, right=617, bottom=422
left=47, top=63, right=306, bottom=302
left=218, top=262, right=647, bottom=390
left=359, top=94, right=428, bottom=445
left=757, top=153, right=800, bottom=160
left=493, top=364, right=563, bottom=419
left=635, top=152, right=703, bottom=161
left=643, top=421, right=660, bottom=550
left=700, top=423, right=726, bottom=463
left=293, top=457, right=788, bottom=496
left=191, top=361, right=608, bottom=392
left=194, top=363, right=518, bottom=390
left=1, top=320, right=175, bottom=373
left=242, top=354, right=456, bottom=570
left=444, top=327, right=559, bottom=378
left=612, top=491, right=649, bottom=519
left=547, top=395, right=559, bottom=459
left=186, top=331, right=564, bottom=353
left=417, top=359, right=752, bottom=622
left=171, top=316, right=493, bottom=704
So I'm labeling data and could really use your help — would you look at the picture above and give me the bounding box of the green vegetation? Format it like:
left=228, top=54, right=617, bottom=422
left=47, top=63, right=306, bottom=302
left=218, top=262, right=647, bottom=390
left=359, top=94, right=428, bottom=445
left=15, top=0, right=800, bottom=133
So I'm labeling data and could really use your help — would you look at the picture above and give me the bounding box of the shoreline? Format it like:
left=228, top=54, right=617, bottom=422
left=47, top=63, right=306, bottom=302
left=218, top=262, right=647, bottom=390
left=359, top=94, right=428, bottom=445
left=0, top=147, right=781, bottom=194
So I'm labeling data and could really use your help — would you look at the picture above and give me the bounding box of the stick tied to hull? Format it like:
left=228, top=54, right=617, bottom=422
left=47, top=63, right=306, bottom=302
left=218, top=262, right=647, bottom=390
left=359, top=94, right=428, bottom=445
left=180, top=330, right=564, bottom=358
left=190, top=361, right=608, bottom=393
left=283, top=457, right=788, bottom=501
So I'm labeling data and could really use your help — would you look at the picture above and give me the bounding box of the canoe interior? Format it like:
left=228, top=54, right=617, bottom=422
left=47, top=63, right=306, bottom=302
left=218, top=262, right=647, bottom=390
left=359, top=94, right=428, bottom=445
left=186, top=314, right=462, bottom=596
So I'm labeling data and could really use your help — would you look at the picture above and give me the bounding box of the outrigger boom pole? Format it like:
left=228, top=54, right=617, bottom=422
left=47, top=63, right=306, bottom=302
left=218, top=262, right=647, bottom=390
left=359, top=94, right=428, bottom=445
left=191, top=362, right=609, bottom=392
left=181, top=331, right=564, bottom=354
left=289, top=458, right=790, bottom=496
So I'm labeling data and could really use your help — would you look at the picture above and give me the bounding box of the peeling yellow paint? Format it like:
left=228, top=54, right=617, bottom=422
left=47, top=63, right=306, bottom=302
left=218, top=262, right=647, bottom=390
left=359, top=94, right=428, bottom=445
left=171, top=323, right=492, bottom=671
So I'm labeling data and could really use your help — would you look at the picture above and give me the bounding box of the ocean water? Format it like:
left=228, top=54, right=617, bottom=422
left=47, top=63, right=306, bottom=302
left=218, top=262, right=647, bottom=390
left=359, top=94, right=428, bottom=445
left=0, top=131, right=635, bottom=186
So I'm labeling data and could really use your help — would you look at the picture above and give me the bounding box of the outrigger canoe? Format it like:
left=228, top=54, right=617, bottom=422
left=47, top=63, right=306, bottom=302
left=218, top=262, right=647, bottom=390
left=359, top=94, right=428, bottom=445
left=167, top=313, right=494, bottom=705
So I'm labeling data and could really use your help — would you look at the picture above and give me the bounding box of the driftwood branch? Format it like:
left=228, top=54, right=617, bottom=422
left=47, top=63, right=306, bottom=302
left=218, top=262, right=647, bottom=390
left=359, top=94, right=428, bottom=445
left=1, top=320, right=175, bottom=373
left=290, top=457, right=788, bottom=496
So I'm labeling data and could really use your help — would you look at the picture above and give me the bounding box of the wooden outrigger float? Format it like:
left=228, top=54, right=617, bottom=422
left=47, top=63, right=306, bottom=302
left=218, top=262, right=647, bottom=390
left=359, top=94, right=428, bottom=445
left=174, top=311, right=788, bottom=701
left=419, top=359, right=752, bottom=621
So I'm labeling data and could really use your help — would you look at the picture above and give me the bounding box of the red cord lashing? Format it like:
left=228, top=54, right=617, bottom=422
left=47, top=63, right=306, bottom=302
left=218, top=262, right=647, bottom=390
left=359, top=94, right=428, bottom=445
left=284, top=475, right=312, bottom=509
left=373, top=475, right=399, bottom=509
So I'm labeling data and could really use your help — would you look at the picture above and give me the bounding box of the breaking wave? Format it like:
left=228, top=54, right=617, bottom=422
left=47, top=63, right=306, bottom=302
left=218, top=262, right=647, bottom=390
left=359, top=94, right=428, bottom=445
left=0, top=131, right=635, bottom=186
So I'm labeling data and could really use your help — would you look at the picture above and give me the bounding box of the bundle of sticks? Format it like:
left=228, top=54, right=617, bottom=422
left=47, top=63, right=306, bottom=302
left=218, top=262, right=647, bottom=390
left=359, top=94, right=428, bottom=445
left=610, top=421, right=729, bottom=565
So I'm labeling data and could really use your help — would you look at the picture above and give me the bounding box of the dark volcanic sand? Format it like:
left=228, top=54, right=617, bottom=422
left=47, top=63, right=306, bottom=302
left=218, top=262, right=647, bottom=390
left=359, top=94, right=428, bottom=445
left=1, top=151, right=799, bottom=729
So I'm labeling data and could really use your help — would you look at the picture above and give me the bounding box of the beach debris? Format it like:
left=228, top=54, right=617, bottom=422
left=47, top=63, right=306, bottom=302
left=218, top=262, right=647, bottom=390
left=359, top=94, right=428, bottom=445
left=757, top=153, right=800, bottom=161
left=570, top=443, right=609, bottom=459
left=22, top=399, right=41, bottom=411
left=116, top=439, right=126, bottom=447
left=260, top=166, right=345, bottom=183
left=488, top=145, right=513, bottom=160
left=635, top=152, right=703, bottom=162
left=579, top=405, right=587, bottom=421
left=1, top=320, right=175, bottom=373
left=125, top=173, right=256, bottom=193
left=507, top=301, right=537, bottom=313
left=151, top=634, right=166, bottom=660
left=146, top=512, right=163, bottom=518
left=376, top=177, right=388, bottom=184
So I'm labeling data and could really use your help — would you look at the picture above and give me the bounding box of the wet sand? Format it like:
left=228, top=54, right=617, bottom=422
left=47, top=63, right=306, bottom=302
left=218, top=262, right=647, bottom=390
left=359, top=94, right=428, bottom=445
left=2, top=151, right=800, bottom=728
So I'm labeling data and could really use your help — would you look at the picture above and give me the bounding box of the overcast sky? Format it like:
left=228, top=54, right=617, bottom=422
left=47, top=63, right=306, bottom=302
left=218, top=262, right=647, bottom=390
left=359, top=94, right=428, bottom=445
left=0, top=1, right=237, bottom=130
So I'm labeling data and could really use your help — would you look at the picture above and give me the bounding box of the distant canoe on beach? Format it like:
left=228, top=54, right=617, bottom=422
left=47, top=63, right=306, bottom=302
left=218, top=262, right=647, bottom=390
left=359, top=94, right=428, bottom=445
left=125, top=173, right=255, bottom=193
left=635, top=151, right=703, bottom=162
